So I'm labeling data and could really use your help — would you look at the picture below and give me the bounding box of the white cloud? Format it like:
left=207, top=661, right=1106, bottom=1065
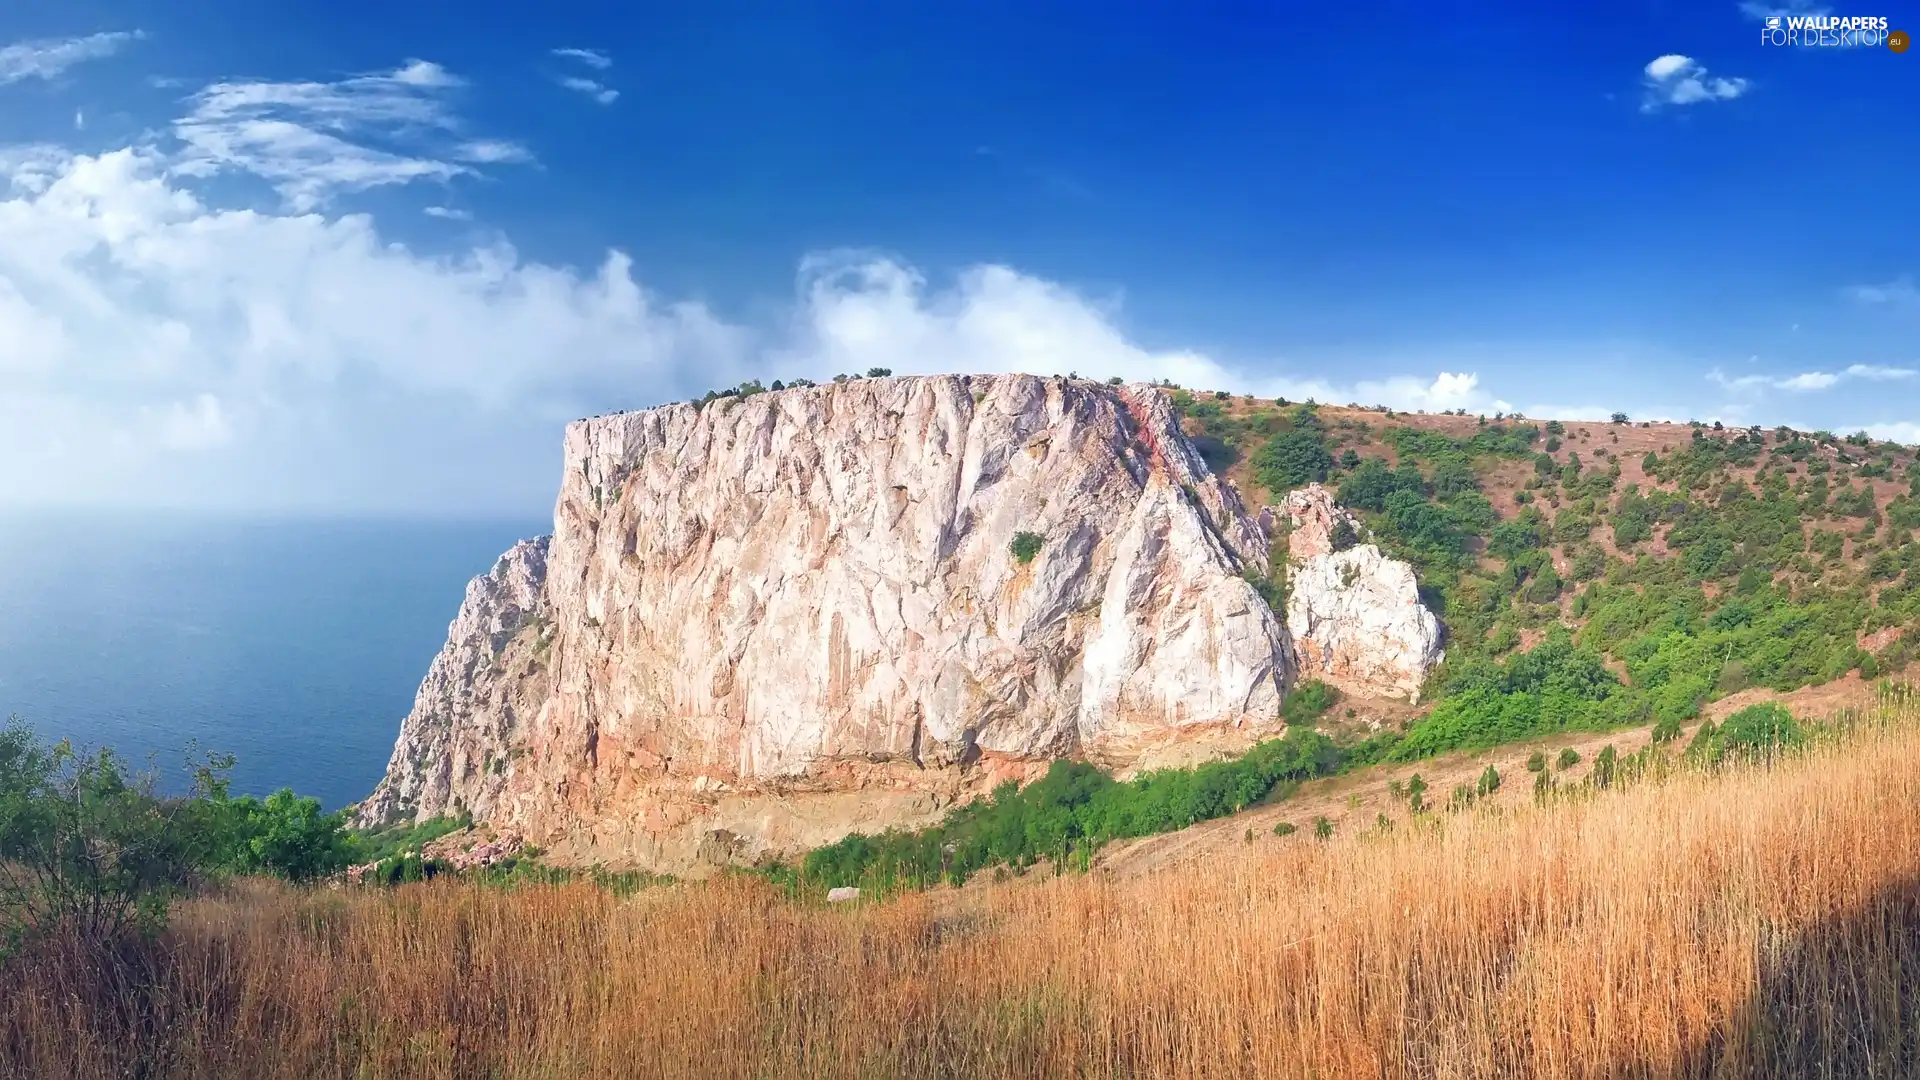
left=771, top=252, right=1513, bottom=415
left=552, top=48, right=619, bottom=104
left=0, top=156, right=1528, bottom=512
left=455, top=139, right=533, bottom=164
left=1847, top=278, right=1920, bottom=311
left=0, top=30, right=143, bottom=86
left=1845, top=363, right=1917, bottom=380
left=423, top=205, right=471, bottom=221
left=551, top=48, right=612, bottom=70
left=172, top=59, right=529, bottom=210
left=558, top=76, right=619, bottom=105
left=0, top=147, right=751, bottom=510
left=1855, top=422, right=1920, bottom=447
left=1641, top=55, right=1750, bottom=112
left=1709, top=363, right=1914, bottom=393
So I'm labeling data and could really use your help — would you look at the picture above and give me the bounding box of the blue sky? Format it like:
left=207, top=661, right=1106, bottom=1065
left=0, top=1, right=1913, bottom=513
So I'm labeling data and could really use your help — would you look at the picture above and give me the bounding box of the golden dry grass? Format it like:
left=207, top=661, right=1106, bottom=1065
left=9, top=707, right=1920, bottom=1078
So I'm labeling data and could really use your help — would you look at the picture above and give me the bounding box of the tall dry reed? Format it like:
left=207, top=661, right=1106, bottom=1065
left=8, top=707, right=1920, bottom=1079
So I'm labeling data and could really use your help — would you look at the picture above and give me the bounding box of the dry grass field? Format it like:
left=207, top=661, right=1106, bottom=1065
left=8, top=692, right=1920, bottom=1078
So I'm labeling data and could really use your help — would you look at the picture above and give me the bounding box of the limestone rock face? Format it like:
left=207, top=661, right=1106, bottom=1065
left=1277, top=485, right=1443, bottom=701
left=355, top=537, right=554, bottom=826
left=358, top=374, right=1291, bottom=864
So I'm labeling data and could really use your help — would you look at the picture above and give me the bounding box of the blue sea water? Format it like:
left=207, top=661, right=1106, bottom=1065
left=0, top=513, right=547, bottom=810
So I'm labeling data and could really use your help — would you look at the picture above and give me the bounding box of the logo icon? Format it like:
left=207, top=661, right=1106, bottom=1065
left=1892, top=29, right=1911, bottom=52
left=1767, top=16, right=1782, bottom=29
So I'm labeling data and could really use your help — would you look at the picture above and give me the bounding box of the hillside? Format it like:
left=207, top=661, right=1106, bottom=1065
left=348, top=373, right=1920, bottom=889
left=771, top=385, right=1917, bottom=895
left=1169, top=388, right=1916, bottom=730
left=12, top=687, right=1920, bottom=1079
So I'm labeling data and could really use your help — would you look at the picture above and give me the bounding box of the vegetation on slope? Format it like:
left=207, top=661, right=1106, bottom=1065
left=1174, top=390, right=1920, bottom=727
left=9, top=687, right=1920, bottom=1079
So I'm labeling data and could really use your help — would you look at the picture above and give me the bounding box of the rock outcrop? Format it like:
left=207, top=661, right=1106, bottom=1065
left=358, top=374, right=1292, bottom=868
left=357, top=538, right=554, bottom=825
left=1277, top=485, right=1443, bottom=701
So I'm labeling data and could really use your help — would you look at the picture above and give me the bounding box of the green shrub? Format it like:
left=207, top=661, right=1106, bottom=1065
left=1272, top=821, right=1297, bottom=837
left=1406, top=773, right=1428, bottom=813
left=1253, top=430, right=1333, bottom=492
left=1282, top=679, right=1338, bottom=726
left=1313, top=816, right=1334, bottom=840
left=1533, top=768, right=1555, bottom=802
left=0, top=722, right=308, bottom=956
left=1714, top=703, right=1804, bottom=760
left=1591, top=745, right=1618, bottom=789
left=798, top=726, right=1348, bottom=890
left=1525, top=750, right=1547, bottom=772
left=1476, top=764, right=1501, bottom=796
left=1010, top=532, right=1045, bottom=564
left=1556, top=747, right=1581, bottom=771
left=1651, top=715, right=1684, bottom=744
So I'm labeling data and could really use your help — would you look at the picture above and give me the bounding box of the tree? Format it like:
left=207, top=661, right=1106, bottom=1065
left=1611, top=412, right=1629, bottom=424
left=0, top=722, right=223, bottom=955
left=212, top=788, right=359, bottom=883
left=1253, top=430, right=1333, bottom=492
left=866, top=367, right=893, bottom=378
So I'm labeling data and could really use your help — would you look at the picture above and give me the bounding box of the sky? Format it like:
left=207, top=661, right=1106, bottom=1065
left=0, top=1, right=1914, bottom=515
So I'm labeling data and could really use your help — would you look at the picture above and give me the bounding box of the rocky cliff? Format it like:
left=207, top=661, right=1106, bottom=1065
left=1277, top=485, right=1444, bottom=701
left=356, top=537, right=553, bottom=825
left=359, top=374, right=1300, bottom=868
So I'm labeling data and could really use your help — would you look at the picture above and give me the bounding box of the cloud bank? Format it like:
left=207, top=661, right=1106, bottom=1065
left=1, top=46, right=1907, bottom=512
left=0, top=143, right=1518, bottom=513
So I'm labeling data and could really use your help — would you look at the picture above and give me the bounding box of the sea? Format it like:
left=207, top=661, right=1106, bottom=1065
left=0, top=512, right=548, bottom=811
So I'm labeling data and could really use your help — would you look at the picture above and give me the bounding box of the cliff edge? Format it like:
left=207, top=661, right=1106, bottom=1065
left=359, top=374, right=1307, bottom=869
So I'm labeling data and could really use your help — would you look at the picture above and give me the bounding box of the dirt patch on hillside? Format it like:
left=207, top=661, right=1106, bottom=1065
left=1702, top=671, right=1890, bottom=723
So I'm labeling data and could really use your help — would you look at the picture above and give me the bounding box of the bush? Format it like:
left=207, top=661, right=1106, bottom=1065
left=1533, top=768, right=1555, bottom=802
left=1714, top=703, right=1805, bottom=760
left=1476, top=764, right=1501, bottom=797
left=1406, top=774, right=1428, bottom=813
left=1592, top=745, right=1618, bottom=789
left=1272, top=821, right=1297, bottom=837
left=207, top=787, right=358, bottom=883
left=1556, top=747, right=1580, bottom=771
left=1010, top=532, right=1045, bottom=564
left=1253, top=430, right=1333, bottom=493
left=1526, top=750, right=1547, bottom=773
left=1282, top=679, right=1338, bottom=726
left=0, top=723, right=223, bottom=955
left=1313, top=816, right=1334, bottom=840
left=799, top=727, right=1350, bottom=890
left=1651, top=715, right=1684, bottom=744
